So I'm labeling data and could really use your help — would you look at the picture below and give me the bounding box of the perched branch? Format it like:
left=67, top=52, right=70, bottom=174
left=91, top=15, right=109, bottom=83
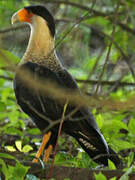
left=0, top=152, right=134, bottom=180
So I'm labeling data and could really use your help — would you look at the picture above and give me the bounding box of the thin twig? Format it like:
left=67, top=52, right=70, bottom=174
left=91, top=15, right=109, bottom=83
left=89, top=26, right=135, bottom=80
left=56, top=18, right=135, bottom=81
left=47, top=102, right=68, bottom=179
left=81, top=49, right=105, bottom=92
left=44, top=0, right=135, bottom=35
left=95, top=0, right=121, bottom=94
left=53, top=0, right=96, bottom=51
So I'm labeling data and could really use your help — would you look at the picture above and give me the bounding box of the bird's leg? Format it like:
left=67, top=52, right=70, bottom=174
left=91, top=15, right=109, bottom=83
left=43, top=144, right=53, bottom=162
left=33, top=131, right=51, bottom=163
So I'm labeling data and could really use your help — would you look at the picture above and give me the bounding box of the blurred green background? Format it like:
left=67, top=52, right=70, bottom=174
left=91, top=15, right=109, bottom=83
left=1, top=0, right=135, bottom=179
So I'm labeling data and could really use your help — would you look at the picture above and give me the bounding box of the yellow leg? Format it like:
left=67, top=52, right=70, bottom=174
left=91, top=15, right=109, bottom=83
left=43, top=145, right=53, bottom=162
left=33, top=131, right=51, bottom=163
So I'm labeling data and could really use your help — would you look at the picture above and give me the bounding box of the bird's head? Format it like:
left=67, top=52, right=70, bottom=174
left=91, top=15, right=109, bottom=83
left=11, top=5, right=55, bottom=37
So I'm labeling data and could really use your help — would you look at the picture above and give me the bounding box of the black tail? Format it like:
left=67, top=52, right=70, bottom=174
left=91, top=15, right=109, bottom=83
left=72, top=128, right=123, bottom=167
left=72, top=128, right=109, bottom=166
left=63, top=107, right=123, bottom=167
left=108, top=146, right=123, bottom=168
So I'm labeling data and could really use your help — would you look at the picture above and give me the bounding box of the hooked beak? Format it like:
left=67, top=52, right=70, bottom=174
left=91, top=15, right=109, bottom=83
left=11, top=8, right=33, bottom=25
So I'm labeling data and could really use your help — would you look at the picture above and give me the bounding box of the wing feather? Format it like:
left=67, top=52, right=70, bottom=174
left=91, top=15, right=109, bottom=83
left=14, top=61, right=109, bottom=165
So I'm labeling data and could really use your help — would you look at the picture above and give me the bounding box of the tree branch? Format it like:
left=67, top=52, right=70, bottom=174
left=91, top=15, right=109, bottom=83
left=0, top=154, right=134, bottom=180
left=43, top=0, right=135, bottom=35
left=95, top=0, right=121, bottom=94
left=0, top=25, right=27, bottom=34
left=76, top=79, right=135, bottom=87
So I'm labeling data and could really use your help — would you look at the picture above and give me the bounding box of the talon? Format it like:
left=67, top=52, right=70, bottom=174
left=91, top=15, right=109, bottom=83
left=43, top=144, right=53, bottom=162
left=33, top=131, right=51, bottom=163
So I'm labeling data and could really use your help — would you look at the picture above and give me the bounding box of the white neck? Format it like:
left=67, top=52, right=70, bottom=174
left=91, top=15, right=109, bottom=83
left=21, top=15, right=63, bottom=71
left=22, top=15, right=55, bottom=62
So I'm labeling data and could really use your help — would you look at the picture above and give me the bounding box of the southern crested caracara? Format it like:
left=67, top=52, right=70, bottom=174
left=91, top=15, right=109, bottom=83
left=11, top=5, right=122, bottom=167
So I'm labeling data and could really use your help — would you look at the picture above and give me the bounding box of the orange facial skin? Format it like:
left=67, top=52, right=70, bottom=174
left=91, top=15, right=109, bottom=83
left=17, top=8, right=33, bottom=23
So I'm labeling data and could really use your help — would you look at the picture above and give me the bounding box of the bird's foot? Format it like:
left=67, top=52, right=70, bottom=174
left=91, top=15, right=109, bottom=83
left=33, top=131, right=51, bottom=163
left=43, top=144, right=53, bottom=162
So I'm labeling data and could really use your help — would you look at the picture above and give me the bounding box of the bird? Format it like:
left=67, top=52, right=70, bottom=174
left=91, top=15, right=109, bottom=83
left=11, top=5, right=122, bottom=167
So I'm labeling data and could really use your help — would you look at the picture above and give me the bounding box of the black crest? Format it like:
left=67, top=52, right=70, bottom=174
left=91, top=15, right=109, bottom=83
left=25, top=5, right=55, bottom=37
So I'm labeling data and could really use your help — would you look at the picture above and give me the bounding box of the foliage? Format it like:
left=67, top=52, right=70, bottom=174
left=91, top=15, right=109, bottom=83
left=1, top=0, right=135, bottom=179
left=0, top=153, right=29, bottom=180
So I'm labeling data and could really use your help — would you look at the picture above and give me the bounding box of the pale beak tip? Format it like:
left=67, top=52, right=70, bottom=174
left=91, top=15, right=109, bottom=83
left=11, top=12, right=19, bottom=25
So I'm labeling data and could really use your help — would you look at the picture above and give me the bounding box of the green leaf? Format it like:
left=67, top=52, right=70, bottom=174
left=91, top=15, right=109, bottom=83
left=22, top=145, right=33, bottom=153
left=1, top=88, right=11, bottom=102
left=0, top=102, right=6, bottom=112
left=94, top=172, right=107, bottom=180
left=5, top=146, right=16, bottom=152
left=27, top=128, right=41, bottom=135
left=15, top=140, right=22, bottom=152
left=0, top=49, right=20, bottom=66
left=127, top=152, right=134, bottom=167
left=112, top=139, right=135, bottom=151
left=128, top=119, right=135, bottom=134
left=0, top=153, right=16, bottom=160
left=0, top=158, right=10, bottom=179
left=16, top=162, right=30, bottom=178
left=109, top=177, right=116, bottom=180
left=9, top=162, right=30, bottom=180
left=4, top=127, right=23, bottom=137
left=96, top=114, right=104, bottom=129
left=77, top=151, right=82, bottom=159
left=108, top=160, right=116, bottom=170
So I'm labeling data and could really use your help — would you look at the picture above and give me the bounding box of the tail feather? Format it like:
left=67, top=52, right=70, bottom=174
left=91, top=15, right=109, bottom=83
left=73, top=129, right=109, bottom=166
left=64, top=108, right=123, bottom=167
left=72, top=129, right=123, bottom=167
left=108, top=146, right=123, bottom=168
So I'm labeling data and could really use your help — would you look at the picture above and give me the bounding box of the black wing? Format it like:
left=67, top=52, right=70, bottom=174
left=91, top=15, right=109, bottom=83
left=14, top=61, right=120, bottom=166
